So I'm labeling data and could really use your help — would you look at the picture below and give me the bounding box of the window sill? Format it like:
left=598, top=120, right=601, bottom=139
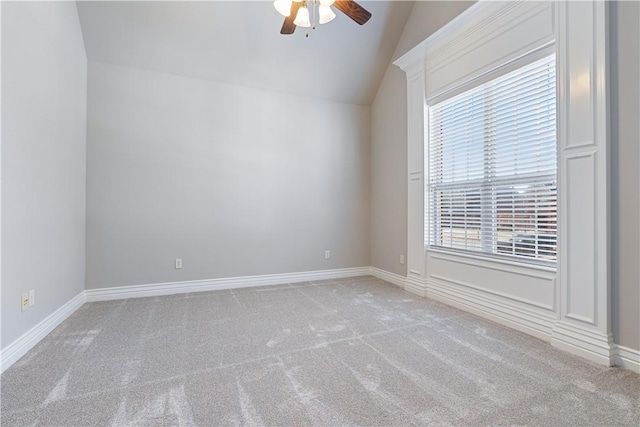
left=426, top=247, right=557, bottom=275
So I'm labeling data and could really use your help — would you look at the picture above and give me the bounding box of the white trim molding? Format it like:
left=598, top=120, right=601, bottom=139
left=369, top=267, right=406, bottom=289
left=427, top=277, right=557, bottom=342
left=0, top=291, right=86, bottom=374
left=85, top=267, right=370, bottom=302
left=550, top=0, right=613, bottom=366
left=1, top=266, right=637, bottom=375
left=552, top=321, right=614, bottom=366
left=402, top=62, right=428, bottom=297
left=369, top=267, right=640, bottom=373
left=1, top=267, right=369, bottom=373
left=613, top=345, right=640, bottom=374
left=395, top=0, right=616, bottom=368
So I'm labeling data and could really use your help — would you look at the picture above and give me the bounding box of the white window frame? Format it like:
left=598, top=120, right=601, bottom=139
left=426, top=50, right=558, bottom=267
left=395, top=0, right=613, bottom=366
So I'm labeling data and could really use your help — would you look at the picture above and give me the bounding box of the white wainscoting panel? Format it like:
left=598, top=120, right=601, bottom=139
left=396, top=0, right=615, bottom=367
left=403, top=62, right=428, bottom=296
left=551, top=0, right=613, bottom=366
left=369, top=266, right=640, bottom=374
left=426, top=251, right=557, bottom=340
left=427, top=277, right=557, bottom=342
left=428, top=252, right=556, bottom=311
left=564, top=151, right=597, bottom=324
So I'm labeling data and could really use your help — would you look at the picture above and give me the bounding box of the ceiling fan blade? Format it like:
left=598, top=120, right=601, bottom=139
left=280, top=1, right=303, bottom=35
left=333, top=0, right=372, bottom=26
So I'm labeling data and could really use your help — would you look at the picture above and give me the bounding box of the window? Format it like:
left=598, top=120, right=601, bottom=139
left=427, top=55, right=557, bottom=264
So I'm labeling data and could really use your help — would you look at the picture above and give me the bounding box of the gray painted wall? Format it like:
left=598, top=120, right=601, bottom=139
left=611, top=0, right=640, bottom=351
left=370, top=1, right=474, bottom=276
left=86, top=61, right=370, bottom=289
left=1, top=2, right=87, bottom=348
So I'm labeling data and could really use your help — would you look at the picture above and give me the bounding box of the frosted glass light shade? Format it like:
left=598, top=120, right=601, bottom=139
left=320, top=0, right=335, bottom=6
left=294, top=6, right=311, bottom=27
left=318, top=5, right=336, bottom=24
left=274, top=0, right=293, bottom=17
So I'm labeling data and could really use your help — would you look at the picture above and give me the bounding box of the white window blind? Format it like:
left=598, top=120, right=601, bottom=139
left=428, top=55, right=557, bottom=264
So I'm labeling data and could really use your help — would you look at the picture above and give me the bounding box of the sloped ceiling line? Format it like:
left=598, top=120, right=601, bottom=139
left=76, top=1, right=415, bottom=106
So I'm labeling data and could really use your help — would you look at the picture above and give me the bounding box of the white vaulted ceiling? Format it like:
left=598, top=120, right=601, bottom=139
left=76, top=1, right=415, bottom=105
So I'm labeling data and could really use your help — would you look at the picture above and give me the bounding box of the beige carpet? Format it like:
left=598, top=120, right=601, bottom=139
left=2, top=276, right=639, bottom=425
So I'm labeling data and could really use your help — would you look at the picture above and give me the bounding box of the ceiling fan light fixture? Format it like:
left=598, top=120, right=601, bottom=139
left=293, top=5, right=311, bottom=28
left=273, top=0, right=293, bottom=17
left=318, top=5, right=336, bottom=25
left=278, top=0, right=371, bottom=35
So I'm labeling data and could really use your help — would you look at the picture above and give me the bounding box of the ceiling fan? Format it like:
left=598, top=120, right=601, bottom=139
left=274, top=0, right=372, bottom=35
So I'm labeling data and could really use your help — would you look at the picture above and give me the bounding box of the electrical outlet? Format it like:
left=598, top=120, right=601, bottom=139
left=29, top=289, right=35, bottom=307
left=400, top=255, right=405, bottom=265
left=21, top=293, right=29, bottom=312
left=325, top=250, right=331, bottom=259
left=175, top=258, right=183, bottom=269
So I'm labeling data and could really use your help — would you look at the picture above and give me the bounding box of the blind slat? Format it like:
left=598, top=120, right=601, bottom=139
left=428, top=55, right=557, bottom=264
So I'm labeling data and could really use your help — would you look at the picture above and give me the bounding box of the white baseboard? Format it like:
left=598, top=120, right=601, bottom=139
left=2, top=267, right=638, bottom=375
left=369, top=267, right=406, bottom=288
left=405, top=276, right=428, bottom=297
left=0, top=291, right=86, bottom=374
left=424, top=276, right=638, bottom=371
left=613, top=344, right=640, bottom=373
left=551, top=321, right=615, bottom=366
left=426, top=277, right=556, bottom=342
left=85, top=267, right=371, bottom=302
left=369, top=268, right=556, bottom=343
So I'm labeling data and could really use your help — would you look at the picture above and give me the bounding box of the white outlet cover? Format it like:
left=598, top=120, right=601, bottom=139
left=175, top=258, right=183, bottom=269
left=29, top=289, right=35, bottom=307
